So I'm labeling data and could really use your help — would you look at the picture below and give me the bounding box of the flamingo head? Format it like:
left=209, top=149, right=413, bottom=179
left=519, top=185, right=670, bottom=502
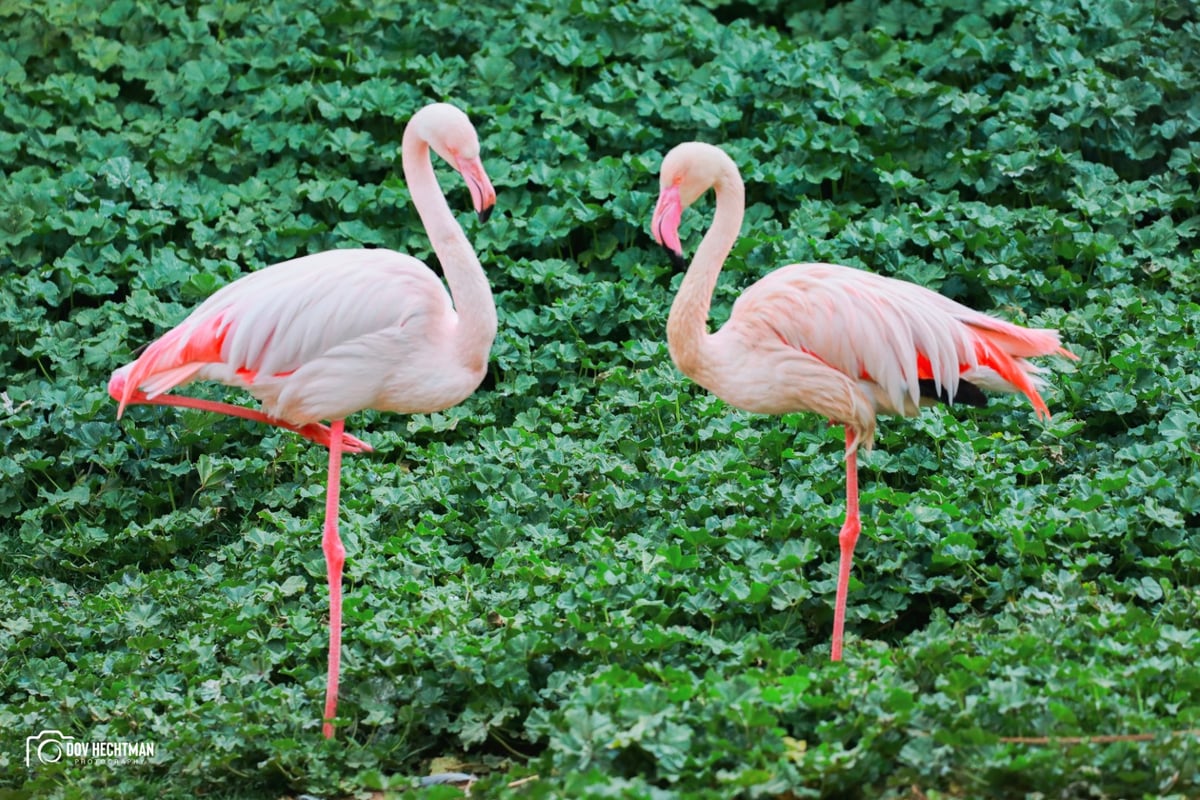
left=652, top=142, right=734, bottom=269
left=410, top=103, right=497, bottom=222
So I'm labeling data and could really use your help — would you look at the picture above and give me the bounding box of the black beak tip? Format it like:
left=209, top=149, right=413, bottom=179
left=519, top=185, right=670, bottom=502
left=664, top=246, right=686, bottom=270
left=478, top=204, right=494, bottom=224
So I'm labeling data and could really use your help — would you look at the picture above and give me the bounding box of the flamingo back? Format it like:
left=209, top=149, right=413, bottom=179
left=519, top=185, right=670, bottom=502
left=731, top=262, right=1073, bottom=420
left=114, top=249, right=452, bottom=421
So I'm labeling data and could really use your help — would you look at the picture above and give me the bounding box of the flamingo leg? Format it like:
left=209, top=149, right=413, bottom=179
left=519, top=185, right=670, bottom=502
left=830, top=427, right=860, bottom=662
left=117, top=390, right=372, bottom=453
left=321, top=419, right=347, bottom=739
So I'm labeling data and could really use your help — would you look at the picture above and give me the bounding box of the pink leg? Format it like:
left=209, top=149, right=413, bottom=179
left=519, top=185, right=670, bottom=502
left=115, top=389, right=372, bottom=453
left=830, top=428, right=861, bottom=662
left=322, top=419, right=347, bottom=739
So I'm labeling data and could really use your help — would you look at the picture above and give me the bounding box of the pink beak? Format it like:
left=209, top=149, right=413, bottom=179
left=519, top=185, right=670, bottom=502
left=456, top=155, right=496, bottom=223
left=652, top=184, right=684, bottom=266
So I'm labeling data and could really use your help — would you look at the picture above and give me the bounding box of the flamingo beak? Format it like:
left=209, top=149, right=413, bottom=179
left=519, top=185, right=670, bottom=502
left=456, top=155, right=496, bottom=223
left=652, top=184, right=686, bottom=269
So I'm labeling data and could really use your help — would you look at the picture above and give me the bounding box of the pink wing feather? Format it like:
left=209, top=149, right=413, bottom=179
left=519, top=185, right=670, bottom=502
left=734, top=262, right=1073, bottom=419
left=117, top=249, right=450, bottom=421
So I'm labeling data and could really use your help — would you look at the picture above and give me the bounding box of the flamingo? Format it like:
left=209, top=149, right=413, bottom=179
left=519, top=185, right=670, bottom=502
left=108, top=102, right=498, bottom=737
left=651, top=142, right=1076, bottom=661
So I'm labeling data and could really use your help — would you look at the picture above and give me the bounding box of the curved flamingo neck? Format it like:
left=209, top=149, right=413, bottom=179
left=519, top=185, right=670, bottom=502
left=401, top=128, right=497, bottom=362
left=666, top=162, right=745, bottom=379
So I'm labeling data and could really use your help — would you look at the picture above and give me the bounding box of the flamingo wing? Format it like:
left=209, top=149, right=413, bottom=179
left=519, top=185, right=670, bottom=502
left=117, top=248, right=450, bottom=417
left=732, top=262, right=1071, bottom=419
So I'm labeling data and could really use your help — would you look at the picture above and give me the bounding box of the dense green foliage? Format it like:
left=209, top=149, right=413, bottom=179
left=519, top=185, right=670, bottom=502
left=3, top=0, right=1199, bottom=796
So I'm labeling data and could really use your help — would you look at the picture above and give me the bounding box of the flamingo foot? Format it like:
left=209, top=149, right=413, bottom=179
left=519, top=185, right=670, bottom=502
left=295, top=422, right=372, bottom=454
left=109, top=381, right=372, bottom=453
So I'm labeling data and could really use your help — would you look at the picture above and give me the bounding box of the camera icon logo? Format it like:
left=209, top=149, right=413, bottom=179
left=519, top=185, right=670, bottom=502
left=26, top=730, right=74, bottom=766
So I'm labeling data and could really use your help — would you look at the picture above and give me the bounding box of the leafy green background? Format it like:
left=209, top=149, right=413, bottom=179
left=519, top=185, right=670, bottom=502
left=2, top=0, right=1198, bottom=797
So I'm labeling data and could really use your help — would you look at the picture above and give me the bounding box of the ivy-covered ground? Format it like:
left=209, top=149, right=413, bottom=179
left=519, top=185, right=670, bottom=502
left=3, top=0, right=1199, bottom=797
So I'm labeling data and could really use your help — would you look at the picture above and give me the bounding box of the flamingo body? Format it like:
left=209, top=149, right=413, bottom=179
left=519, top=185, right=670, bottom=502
left=652, top=142, right=1075, bottom=660
left=111, top=248, right=485, bottom=423
left=111, top=102, right=497, bottom=737
left=702, top=261, right=1068, bottom=432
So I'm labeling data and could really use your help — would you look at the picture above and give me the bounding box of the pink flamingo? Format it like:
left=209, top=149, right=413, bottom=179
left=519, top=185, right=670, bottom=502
left=651, top=142, right=1075, bottom=661
left=109, top=102, right=497, bottom=737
